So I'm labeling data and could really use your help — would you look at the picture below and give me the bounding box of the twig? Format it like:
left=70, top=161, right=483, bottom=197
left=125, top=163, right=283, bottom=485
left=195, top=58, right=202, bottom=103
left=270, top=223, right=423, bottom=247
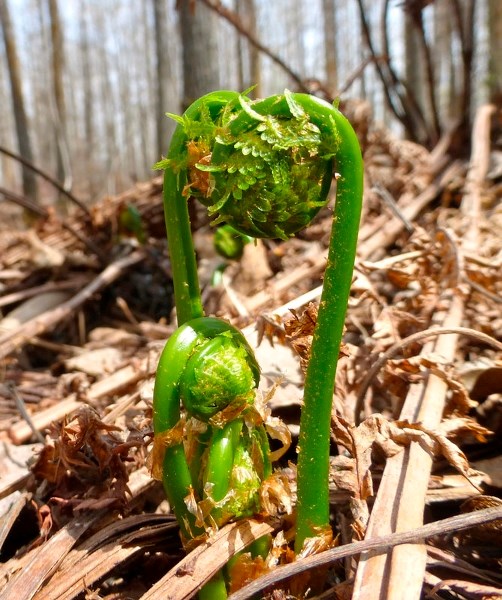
left=7, top=384, right=45, bottom=444
left=0, top=249, right=145, bottom=361
left=338, top=55, right=386, bottom=96
left=465, top=276, right=502, bottom=304
left=228, top=506, right=502, bottom=600
left=197, top=0, right=316, bottom=95
left=0, top=145, right=91, bottom=218
left=372, top=184, right=415, bottom=234
left=360, top=160, right=463, bottom=258
left=0, top=185, right=46, bottom=217
left=0, top=186, right=106, bottom=262
left=0, top=276, right=91, bottom=309
left=355, top=325, right=502, bottom=424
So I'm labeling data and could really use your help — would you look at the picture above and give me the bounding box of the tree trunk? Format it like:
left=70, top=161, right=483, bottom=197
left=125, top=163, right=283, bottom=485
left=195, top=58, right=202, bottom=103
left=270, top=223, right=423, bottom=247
left=178, top=0, right=221, bottom=109
left=487, top=0, right=502, bottom=103
left=235, top=0, right=260, bottom=98
left=48, top=0, right=71, bottom=190
left=0, top=0, right=38, bottom=202
left=79, top=0, right=94, bottom=198
left=285, top=0, right=305, bottom=81
left=434, top=0, right=455, bottom=123
left=153, top=0, right=176, bottom=158
left=401, top=2, right=442, bottom=145
left=322, top=0, right=338, bottom=95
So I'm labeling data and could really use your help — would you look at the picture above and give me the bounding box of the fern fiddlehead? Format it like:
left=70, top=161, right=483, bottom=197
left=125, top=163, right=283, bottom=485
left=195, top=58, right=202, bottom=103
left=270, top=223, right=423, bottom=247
left=153, top=89, right=363, bottom=591
left=153, top=316, right=269, bottom=540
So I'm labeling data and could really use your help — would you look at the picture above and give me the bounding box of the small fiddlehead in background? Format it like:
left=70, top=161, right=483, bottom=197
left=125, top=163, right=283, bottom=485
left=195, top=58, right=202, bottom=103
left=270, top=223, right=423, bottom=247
left=213, top=224, right=252, bottom=260
left=153, top=89, right=363, bottom=593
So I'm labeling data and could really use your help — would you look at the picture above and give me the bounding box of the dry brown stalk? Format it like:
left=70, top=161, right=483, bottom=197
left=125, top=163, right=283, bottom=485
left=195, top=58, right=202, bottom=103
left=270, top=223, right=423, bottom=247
left=462, top=104, right=497, bottom=254
left=0, top=512, right=104, bottom=600
left=354, top=325, right=502, bottom=423
left=351, top=103, right=497, bottom=599
left=139, top=519, right=275, bottom=600
left=33, top=514, right=178, bottom=600
left=352, top=295, right=466, bottom=598
left=228, top=506, right=502, bottom=600
left=8, top=361, right=147, bottom=444
left=359, top=160, right=463, bottom=259
left=0, top=276, right=91, bottom=309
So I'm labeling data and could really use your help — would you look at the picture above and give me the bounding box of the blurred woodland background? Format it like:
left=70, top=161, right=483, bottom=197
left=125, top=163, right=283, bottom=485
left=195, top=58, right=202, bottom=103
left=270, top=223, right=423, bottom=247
left=1, top=0, right=501, bottom=209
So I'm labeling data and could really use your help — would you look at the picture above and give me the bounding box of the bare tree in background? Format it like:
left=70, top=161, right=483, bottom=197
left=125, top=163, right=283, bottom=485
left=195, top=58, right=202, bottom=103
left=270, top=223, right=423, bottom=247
left=47, top=0, right=71, bottom=189
left=404, top=10, right=427, bottom=128
left=0, top=61, right=16, bottom=188
left=449, top=0, right=475, bottom=153
left=0, top=0, right=496, bottom=200
left=178, top=0, right=221, bottom=109
left=285, top=0, right=306, bottom=80
left=0, top=0, right=38, bottom=202
left=357, top=0, right=476, bottom=153
left=235, top=0, right=260, bottom=97
left=402, top=2, right=441, bottom=145
left=153, top=0, right=176, bottom=158
left=487, top=0, right=502, bottom=103
left=79, top=0, right=94, bottom=198
left=323, top=0, right=338, bottom=95
left=433, top=0, right=455, bottom=124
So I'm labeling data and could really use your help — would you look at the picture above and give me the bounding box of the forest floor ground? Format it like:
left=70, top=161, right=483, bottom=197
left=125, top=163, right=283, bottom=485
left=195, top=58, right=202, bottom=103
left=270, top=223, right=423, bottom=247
left=0, top=100, right=501, bottom=599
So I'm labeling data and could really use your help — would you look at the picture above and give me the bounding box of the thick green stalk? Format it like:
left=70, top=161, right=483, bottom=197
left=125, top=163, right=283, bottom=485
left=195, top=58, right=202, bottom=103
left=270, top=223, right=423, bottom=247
left=163, top=162, right=202, bottom=324
left=295, top=110, right=363, bottom=551
left=199, top=572, right=227, bottom=600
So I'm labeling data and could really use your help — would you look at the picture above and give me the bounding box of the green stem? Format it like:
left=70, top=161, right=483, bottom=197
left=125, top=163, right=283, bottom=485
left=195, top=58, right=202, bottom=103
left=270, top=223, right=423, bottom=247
left=205, top=420, right=243, bottom=501
left=153, top=320, right=207, bottom=541
left=189, top=426, right=212, bottom=497
left=295, top=109, right=363, bottom=551
left=198, top=571, right=228, bottom=600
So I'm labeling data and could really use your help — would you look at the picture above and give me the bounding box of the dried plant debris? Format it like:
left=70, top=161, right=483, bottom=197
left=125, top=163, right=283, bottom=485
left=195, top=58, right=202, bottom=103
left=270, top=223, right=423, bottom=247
left=30, top=406, right=146, bottom=515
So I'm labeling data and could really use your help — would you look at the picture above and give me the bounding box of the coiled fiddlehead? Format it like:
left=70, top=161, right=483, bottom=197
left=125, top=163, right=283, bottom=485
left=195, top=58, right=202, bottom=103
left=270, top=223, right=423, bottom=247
left=153, top=316, right=270, bottom=544
left=153, top=89, right=363, bottom=581
left=158, top=89, right=339, bottom=242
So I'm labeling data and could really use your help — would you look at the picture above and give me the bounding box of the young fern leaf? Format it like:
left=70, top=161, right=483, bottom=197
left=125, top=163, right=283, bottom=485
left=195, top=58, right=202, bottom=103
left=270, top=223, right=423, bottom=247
left=152, top=316, right=269, bottom=543
left=167, top=90, right=339, bottom=241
